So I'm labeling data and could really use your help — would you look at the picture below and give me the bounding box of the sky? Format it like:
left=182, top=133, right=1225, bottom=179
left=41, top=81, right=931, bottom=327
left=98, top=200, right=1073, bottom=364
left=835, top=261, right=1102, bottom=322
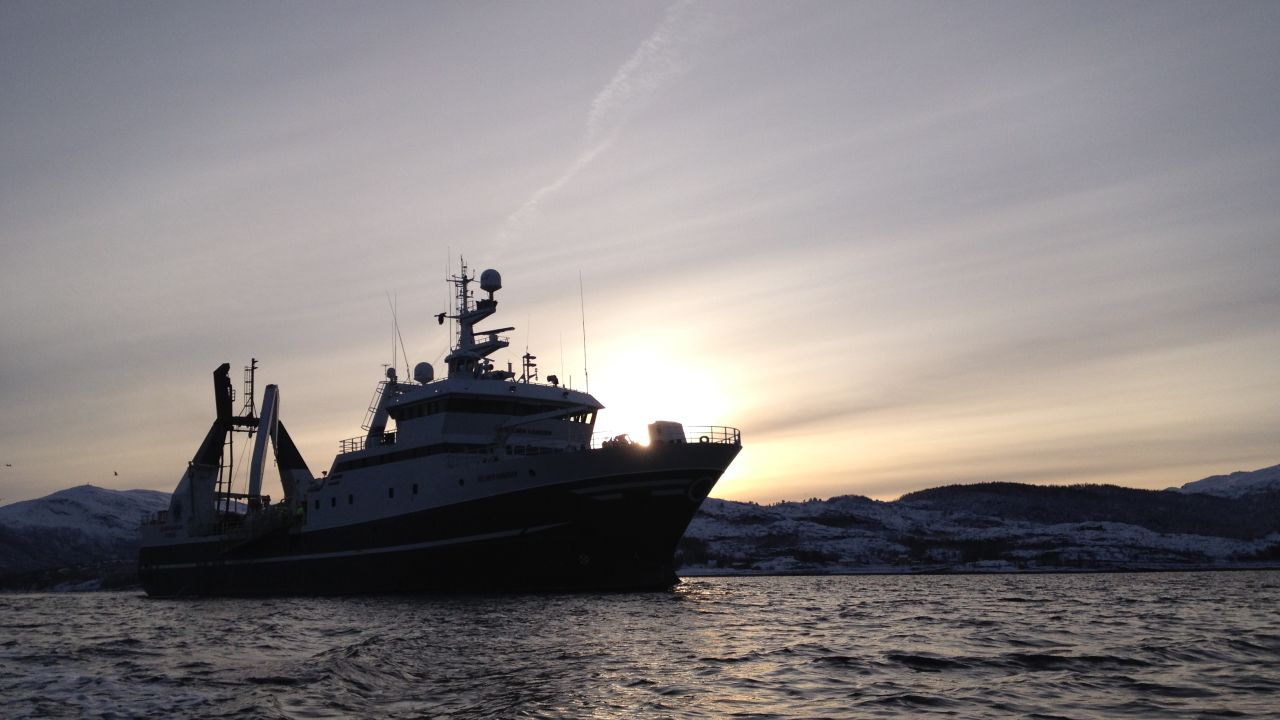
left=2, top=0, right=1278, bottom=505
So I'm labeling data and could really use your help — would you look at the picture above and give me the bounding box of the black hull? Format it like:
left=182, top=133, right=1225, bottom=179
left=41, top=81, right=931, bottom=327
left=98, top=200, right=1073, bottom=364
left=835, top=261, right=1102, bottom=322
left=139, top=446, right=736, bottom=596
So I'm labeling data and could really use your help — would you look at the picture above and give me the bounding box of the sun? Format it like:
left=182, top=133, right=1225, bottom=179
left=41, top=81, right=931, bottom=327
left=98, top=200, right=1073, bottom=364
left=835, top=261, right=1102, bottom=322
left=586, top=343, right=731, bottom=445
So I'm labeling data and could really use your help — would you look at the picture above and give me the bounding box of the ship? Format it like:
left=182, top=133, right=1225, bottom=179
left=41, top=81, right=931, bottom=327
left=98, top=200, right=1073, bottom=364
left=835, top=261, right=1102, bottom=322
left=138, top=262, right=741, bottom=596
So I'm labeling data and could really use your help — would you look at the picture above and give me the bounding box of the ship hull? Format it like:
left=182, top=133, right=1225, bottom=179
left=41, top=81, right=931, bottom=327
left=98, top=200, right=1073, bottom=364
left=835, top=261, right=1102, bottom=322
left=139, top=444, right=738, bottom=596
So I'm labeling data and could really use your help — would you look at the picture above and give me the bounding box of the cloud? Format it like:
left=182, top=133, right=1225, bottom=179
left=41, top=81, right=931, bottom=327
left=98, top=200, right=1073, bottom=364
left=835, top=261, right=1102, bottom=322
left=495, top=0, right=708, bottom=245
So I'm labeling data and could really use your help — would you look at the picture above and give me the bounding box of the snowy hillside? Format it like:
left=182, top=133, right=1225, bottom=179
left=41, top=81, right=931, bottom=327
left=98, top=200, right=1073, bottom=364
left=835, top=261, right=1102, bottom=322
left=0, top=485, right=169, bottom=538
left=680, top=484, right=1280, bottom=575
left=1178, top=464, right=1280, bottom=497
left=0, top=485, right=168, bottom=581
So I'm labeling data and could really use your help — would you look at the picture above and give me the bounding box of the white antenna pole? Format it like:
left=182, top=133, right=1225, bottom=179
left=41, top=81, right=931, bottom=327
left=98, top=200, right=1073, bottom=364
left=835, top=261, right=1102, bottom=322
left=579, top=270, right=589, bottom=393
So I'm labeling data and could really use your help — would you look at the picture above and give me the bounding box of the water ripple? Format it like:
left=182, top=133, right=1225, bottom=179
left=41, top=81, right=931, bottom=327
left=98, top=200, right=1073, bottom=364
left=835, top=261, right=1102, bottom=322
left=1, top=571, right=1278, bottom=718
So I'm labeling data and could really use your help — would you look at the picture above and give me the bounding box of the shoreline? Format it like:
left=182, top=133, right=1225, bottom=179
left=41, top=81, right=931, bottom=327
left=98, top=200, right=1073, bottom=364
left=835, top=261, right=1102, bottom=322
left=680, top=562, right=1280, bottom=577
left=4, top=563, right=1278, bottom=594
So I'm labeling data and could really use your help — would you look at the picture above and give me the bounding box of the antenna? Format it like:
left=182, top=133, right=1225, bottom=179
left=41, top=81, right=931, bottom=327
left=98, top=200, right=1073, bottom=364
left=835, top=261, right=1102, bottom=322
left=386, top=292, right=410, bottom=378
left=445, top=246, right=453, bottom=349
left=579, top=270, right=589, bottom=393
left=388, top=293, right=396, bottom=371
left=398, top=296, right=409, bottom=375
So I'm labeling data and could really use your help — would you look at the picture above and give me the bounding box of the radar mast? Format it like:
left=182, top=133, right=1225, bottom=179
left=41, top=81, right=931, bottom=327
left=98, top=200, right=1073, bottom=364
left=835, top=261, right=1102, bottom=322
left=443, top=259, right=511, bottom=378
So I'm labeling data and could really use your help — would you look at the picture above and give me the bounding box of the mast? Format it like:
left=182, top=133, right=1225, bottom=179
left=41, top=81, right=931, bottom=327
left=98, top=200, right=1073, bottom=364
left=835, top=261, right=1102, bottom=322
left=443, top=260, right=511, bottom=378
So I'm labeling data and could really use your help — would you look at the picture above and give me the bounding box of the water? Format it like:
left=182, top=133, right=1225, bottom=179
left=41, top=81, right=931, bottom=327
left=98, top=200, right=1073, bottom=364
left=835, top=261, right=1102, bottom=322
left=1, top=572, right=1277, bottom=719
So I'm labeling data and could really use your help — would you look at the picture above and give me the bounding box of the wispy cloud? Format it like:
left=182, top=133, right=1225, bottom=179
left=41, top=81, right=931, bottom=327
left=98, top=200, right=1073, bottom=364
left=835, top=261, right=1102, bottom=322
left=496, top=0, right=706, bottom=245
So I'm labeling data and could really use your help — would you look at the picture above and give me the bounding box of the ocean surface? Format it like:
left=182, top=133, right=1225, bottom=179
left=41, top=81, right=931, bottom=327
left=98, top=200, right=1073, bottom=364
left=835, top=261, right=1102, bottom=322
left=1, top=572, right=1277, bottom=719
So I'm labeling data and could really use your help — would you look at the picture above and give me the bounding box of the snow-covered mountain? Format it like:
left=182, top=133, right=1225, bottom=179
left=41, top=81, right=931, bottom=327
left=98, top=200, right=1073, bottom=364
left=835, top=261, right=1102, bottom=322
left=681, top=481, right=1280, bottom=575
left=1177, top=463, right=1280, bottom=497
left=0, top=485, right=168, bottom=583
left=0, top=485, right=169, bottom=539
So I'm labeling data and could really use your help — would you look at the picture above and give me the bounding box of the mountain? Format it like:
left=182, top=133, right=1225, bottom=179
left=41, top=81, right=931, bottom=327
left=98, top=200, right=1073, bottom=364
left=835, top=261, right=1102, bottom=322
left=0, top=485, right=169, bottom=590
left=680, top=481, right=1280, bottom=575
left=1177, top=463, right=1280, bottom=497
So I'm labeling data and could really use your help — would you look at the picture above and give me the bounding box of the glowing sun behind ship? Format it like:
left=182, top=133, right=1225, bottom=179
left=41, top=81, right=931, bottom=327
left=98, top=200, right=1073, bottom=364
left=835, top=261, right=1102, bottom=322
left=590, top=340, right=731, bottom=447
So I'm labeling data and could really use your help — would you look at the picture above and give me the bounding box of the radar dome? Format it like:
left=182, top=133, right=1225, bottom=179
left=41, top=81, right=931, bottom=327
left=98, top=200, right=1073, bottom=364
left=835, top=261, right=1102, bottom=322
left=414, top=362, right=435, bottom=384
left=480, top=269, right=502, bottom=294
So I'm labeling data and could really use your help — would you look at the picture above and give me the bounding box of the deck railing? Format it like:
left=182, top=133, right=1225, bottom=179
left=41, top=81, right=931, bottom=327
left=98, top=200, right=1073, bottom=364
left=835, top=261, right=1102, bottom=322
left=334, top=425, right=740, bottom=455
left=683, top=426, right=742, bottom=446
left=592, top=425, right=741, bottom=449
left=339, top=431, right=397, bottom=454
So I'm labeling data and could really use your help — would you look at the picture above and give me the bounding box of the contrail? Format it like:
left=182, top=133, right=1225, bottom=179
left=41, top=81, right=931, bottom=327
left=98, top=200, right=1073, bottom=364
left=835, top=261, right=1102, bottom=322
left=497, top=0, right=706, bottom=244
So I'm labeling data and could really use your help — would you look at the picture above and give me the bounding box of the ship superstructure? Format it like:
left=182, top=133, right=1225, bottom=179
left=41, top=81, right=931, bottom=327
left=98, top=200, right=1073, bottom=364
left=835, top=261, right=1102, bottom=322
left=139, top=262, right=741, bottom=595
